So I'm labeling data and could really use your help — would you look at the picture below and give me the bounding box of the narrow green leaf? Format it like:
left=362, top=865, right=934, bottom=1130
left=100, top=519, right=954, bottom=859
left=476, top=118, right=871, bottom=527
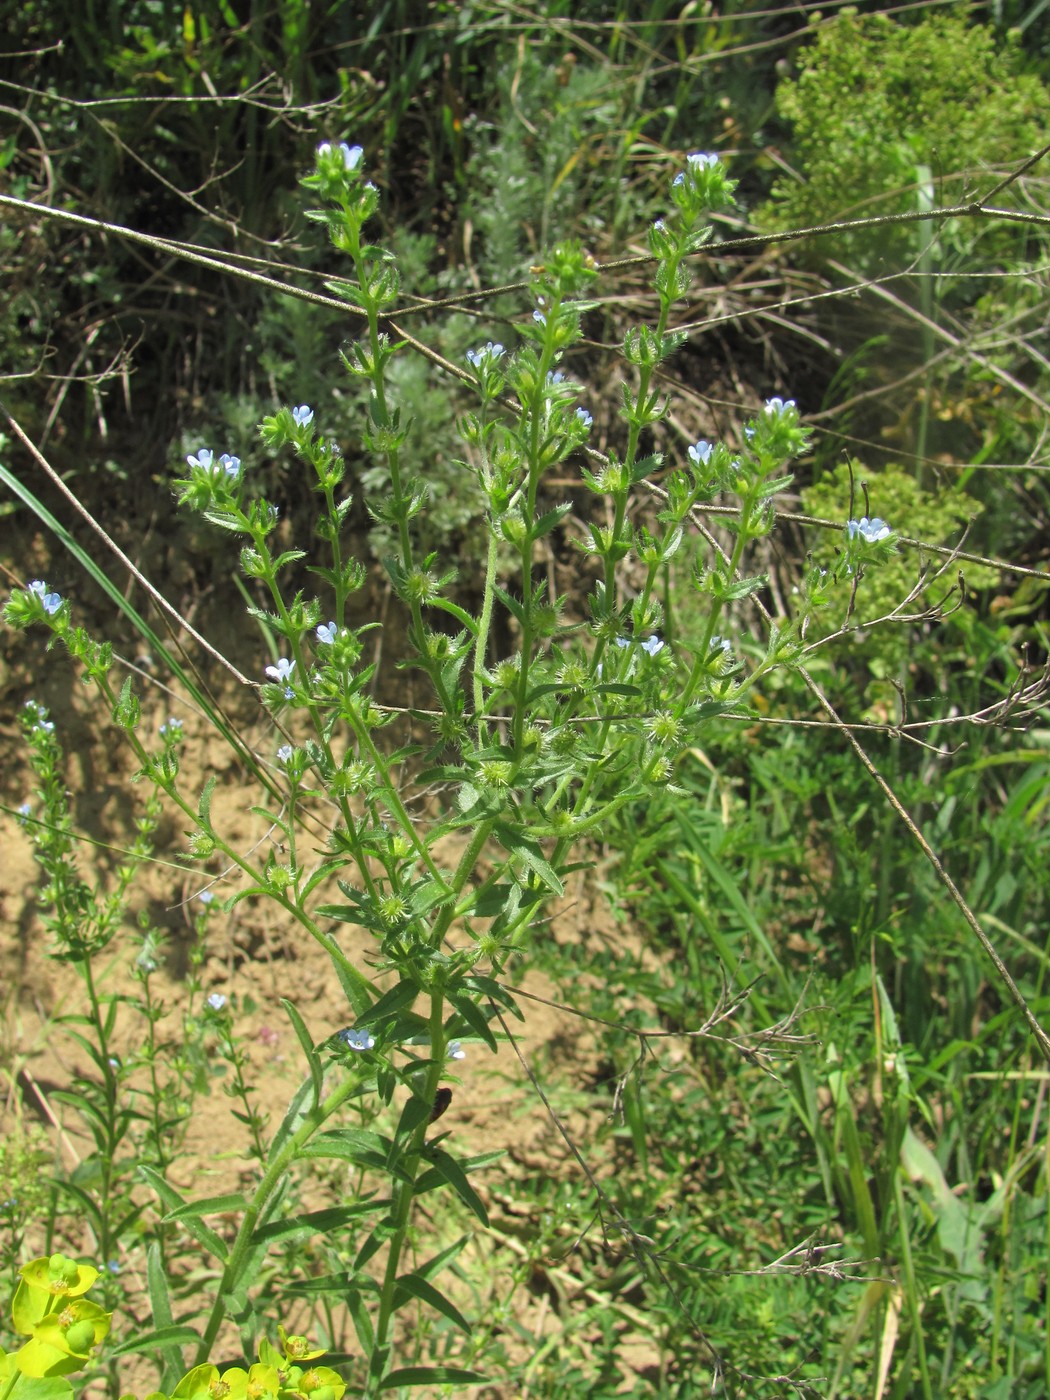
left=252, top=1201, right=387, bottom=1245
left=379, top=1367, right=487, bottom=1388
left=198, top=775, right=217, bottom=828
left=281, top=998, right=323, bottom=1108
left=529, top=501, right=573, bottom=541
left=492, top=823, right=563, bottom=895
left=395, top=1094, right=433, bottom=1140
left=110, top=1324, right=202, bottom=1357
left=417, top=1150, right=489, bottom=1226
left=358, top=978, right=420, bottom=1027
left=447, top=991, right=498, bottom=1053
left=138, top=1167, right=228, bottom=1262
left=429, top=597, right=478, bottom=635
left=268, top=1075, right=315, bottom=1158
left=393, top=1272, right=472, bottom=1335
left=165, top=1192, right=249, bottom=1221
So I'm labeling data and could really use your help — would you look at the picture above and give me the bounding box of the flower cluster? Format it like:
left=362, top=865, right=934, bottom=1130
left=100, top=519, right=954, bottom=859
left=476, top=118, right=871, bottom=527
left=265, top=657, right=296, bottom=699
left=317, top=141, right=363, bottom=171
left=27, top=580, right=62, bottom=615
left=847, top=516, right=891, bottom=543
left=466, top=342, right=505, bottom=369
left=672, top=151, right=719, bottom=187
left=186, top=448, right=240, bottom=480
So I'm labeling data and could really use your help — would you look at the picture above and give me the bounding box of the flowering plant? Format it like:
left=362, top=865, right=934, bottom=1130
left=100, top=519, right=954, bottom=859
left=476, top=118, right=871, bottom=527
left=4, top=143, right=894, bottom=1393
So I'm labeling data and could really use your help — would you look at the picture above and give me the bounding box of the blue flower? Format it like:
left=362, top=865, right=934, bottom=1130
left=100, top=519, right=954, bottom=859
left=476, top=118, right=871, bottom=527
left=763, top=396, right=796, bottom=416
left=575, top=407, right=593, bottom=428
left=709, top=634, right=731, bottom=654
left=614, top=636, right=632, bottom=649
left=199, top=890, right=215, bottom=905
left=687, top=440, right=713, bottom=466
left=292, top=405, right=314, bottom=428
left=847, top=517, right=891, bottom=543
left=17, top=802, right=31, bottom=824
left=533, top=309, right=547, bottom=326
left=277, top=744, right=294, bottom=766
left=466, top=342, right=505, bottom=368
left=673, top=151, right=720, bottom=186
left=339, top=142, right=363, bottom=170
left=207, top=992, right=227, bottom=1012
left=265, top=657, right=296, bottom=685
left=316, top=621, right=337, bottom=646
left=546, top=371, right=565, bottom=386
left=219, top=453, right=241, bottom=479
left=448, top=1040, right=466, bottom=1060
left=187, top=447, right=213, bottom=471
left=27, top=580, right=62, bottom=615
left=640, top=635, right=664, bottom=656
left=159, top=718, right=183, bottom=737
left=338, top=1027, right=375, bottom=1052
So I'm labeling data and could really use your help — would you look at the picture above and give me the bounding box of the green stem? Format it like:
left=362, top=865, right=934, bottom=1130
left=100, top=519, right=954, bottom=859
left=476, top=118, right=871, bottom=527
left=894, top=1169, right=933, bottom=1400
left=368, top=991, right=447, bottom=1389
left=192, top=1071, right=364, bottom=1368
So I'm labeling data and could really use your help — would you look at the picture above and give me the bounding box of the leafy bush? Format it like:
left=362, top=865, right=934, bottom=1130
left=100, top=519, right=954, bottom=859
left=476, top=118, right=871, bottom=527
left=760, top=10, right=1050, bottom=272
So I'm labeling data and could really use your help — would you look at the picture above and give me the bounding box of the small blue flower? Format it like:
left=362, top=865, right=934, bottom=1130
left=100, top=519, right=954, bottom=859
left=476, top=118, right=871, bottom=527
left=339, top=142, right=363, bottom=170
left=265, top=657, right=296, bottom=685
left=338, top=1027, right=375, bottom=1052
left=448, top=1040, right=466, bottom=1060
left=277, top=744, right=294, bottom=766
left=17, top=802, right=31, bottom=825
left=466, top=341, right=505, bottom=368
left=187, top=447, right=213, bottom=471
left=640, top=635, right=664, bottom=657
left=763, top=396, right=796, bottom=416
left=709, top=634, right=731, bottom=654
left=219, top=453, right=241, bottom=479
left=36, top=718, right=55, bottom=734
left=199, top=890, right=215, bottom=905
left=207, top=992, right=227, bottom=1012
left=104, top=1260, right=121, bottom=1274
left=108, top=1056, right=120, bottom=1070
left=292, top=405, right=314, bottom=428
left=316, top=621, right=337, bottom=646
left=653, top=218, right=666, bottom=232
left=847, top=517, right=891, bottom=543
left=546, top=371, right=565, bottom=386
left=614, top=636, right=632, bottom=649
left=27, top=580, right=62, bottom=615
left=575, top=407, right=593, bottom=428
left=674, top=151, right=720, bottom=186
left=688, top=441, right=713, bottom=466
left=159, top=717, right=183, bottom=737
left=533, top=309, right=547, bottom=326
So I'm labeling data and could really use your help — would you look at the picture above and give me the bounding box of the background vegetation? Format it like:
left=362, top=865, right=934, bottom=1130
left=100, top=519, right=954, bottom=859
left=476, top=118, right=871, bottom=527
left=2, top=2, right=1049, bottom=1397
